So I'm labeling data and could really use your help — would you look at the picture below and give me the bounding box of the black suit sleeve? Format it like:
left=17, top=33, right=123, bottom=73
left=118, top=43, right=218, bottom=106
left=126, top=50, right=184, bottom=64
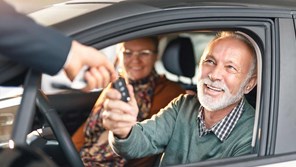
left=0, top=0, right=72, bottom=75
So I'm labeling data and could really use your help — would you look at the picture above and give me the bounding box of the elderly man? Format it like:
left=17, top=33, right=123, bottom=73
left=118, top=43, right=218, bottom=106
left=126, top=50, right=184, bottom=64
left=101, top=31, right=257, bottom=166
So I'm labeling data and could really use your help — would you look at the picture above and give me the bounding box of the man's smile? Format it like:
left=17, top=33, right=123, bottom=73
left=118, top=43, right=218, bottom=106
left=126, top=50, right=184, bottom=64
left=203, top=83, right=225, bottom=97
left=205, top=84, right=224, bottom=92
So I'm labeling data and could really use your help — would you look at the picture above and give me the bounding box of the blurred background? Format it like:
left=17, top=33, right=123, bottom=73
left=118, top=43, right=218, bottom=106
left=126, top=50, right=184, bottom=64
left=4, top=0, right=68, bottom=13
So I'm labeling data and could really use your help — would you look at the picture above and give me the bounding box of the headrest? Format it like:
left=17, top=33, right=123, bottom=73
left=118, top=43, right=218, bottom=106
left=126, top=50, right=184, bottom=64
left=162, top=37, right=196, bottom=78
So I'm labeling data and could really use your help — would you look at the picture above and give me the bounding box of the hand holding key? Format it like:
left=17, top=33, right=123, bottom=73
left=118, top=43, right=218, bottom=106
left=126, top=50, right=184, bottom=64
left=64, top=41, right=117, bottom=91
left=101, top=78, right=138, bottom=139
left=112, top=76, right=131, bottom=102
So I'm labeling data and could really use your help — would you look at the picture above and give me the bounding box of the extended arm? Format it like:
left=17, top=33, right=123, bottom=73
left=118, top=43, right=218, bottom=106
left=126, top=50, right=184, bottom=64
left=0, top=0, right=116, bottom=90
left=102, top=85, right=180, bottom=159
left=0, top=0, right=70, bottom=75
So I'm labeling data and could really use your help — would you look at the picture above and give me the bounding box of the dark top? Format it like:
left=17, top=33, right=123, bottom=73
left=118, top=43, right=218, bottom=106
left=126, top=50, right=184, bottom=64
left=0, top=0, right=71, bottom=75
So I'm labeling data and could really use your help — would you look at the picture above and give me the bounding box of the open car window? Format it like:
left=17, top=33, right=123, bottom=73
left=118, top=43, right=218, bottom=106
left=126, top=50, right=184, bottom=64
left=40, top=29, right=262, bottom=167
left=82, top=22, right=266, bottom=165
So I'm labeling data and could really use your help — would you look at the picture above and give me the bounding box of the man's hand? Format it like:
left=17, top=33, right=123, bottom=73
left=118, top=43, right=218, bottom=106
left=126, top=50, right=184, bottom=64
left=64, top=40, right=117, bottom=91
left=101, top=84, right=138, bottom=139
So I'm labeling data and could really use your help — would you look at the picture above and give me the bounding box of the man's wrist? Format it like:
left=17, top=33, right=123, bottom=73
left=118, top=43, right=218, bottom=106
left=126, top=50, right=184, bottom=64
left=114, top=127, right=133, bottom=139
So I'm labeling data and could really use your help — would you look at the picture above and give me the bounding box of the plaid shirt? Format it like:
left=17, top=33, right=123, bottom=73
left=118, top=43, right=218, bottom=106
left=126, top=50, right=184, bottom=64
left=198, top=99, right=245, bottom=142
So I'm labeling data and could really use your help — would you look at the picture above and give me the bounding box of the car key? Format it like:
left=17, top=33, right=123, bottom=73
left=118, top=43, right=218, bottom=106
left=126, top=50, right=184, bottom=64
left=112, top=76, right=130, bottom=102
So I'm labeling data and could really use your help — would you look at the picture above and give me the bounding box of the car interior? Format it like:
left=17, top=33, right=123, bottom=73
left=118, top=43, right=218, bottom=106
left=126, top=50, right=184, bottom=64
left=162, top=36, right=196, bottom=90
left=0, top=29, right=260, bottom=167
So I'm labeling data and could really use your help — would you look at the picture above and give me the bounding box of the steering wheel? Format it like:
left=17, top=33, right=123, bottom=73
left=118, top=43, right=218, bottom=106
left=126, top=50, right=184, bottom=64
left=10, top=70, right=84, bottom=167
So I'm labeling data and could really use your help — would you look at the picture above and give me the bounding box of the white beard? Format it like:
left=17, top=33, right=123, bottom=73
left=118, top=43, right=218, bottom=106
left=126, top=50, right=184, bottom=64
left=197, top=77, right=246, bottom=112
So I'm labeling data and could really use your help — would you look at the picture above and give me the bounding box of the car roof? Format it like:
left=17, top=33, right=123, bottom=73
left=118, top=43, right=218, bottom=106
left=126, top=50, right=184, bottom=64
left=125, top=0, right=296, bottom=9
left=126, top=0, right=296, bottom=9
left=29, top=0, right=296, bottom=38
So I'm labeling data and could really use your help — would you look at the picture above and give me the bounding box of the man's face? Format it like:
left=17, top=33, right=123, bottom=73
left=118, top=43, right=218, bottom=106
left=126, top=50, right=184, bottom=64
left=121, top=38, right=157, bottom=80
left=197, top=37, right=254, bottom=111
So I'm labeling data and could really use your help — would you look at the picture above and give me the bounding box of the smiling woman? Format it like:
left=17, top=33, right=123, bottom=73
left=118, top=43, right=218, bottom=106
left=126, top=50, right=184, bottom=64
left=73, top=36, right=186, bottom=167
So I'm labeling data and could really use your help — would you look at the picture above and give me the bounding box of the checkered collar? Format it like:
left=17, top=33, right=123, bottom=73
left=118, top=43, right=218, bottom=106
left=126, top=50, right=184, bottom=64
left=197, top=99, right=245, bottom=142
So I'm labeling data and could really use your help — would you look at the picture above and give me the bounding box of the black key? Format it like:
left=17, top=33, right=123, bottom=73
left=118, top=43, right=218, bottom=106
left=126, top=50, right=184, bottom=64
left=112, top=77, right=130, bottom=102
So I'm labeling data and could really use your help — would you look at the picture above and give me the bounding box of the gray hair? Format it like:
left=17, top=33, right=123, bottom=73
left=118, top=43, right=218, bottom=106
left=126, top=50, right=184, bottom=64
left=214, top=31, right=257, bottom=77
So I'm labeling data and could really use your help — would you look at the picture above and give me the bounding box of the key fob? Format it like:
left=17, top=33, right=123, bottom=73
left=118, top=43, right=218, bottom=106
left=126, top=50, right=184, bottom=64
left=112, top=77, right=130, bottom=102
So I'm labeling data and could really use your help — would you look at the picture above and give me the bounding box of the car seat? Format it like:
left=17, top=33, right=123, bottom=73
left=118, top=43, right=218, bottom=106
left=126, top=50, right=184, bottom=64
left=162, top=36, right=197, bottom=92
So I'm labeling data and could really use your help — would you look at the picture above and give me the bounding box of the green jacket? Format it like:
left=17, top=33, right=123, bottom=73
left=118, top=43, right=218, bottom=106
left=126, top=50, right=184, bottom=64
left=110, top=94, right=255, bottom=166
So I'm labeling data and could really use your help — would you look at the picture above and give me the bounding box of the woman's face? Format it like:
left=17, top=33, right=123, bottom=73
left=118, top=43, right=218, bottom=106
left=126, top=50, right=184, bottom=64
left=121, top=38, right=157, bottom=80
